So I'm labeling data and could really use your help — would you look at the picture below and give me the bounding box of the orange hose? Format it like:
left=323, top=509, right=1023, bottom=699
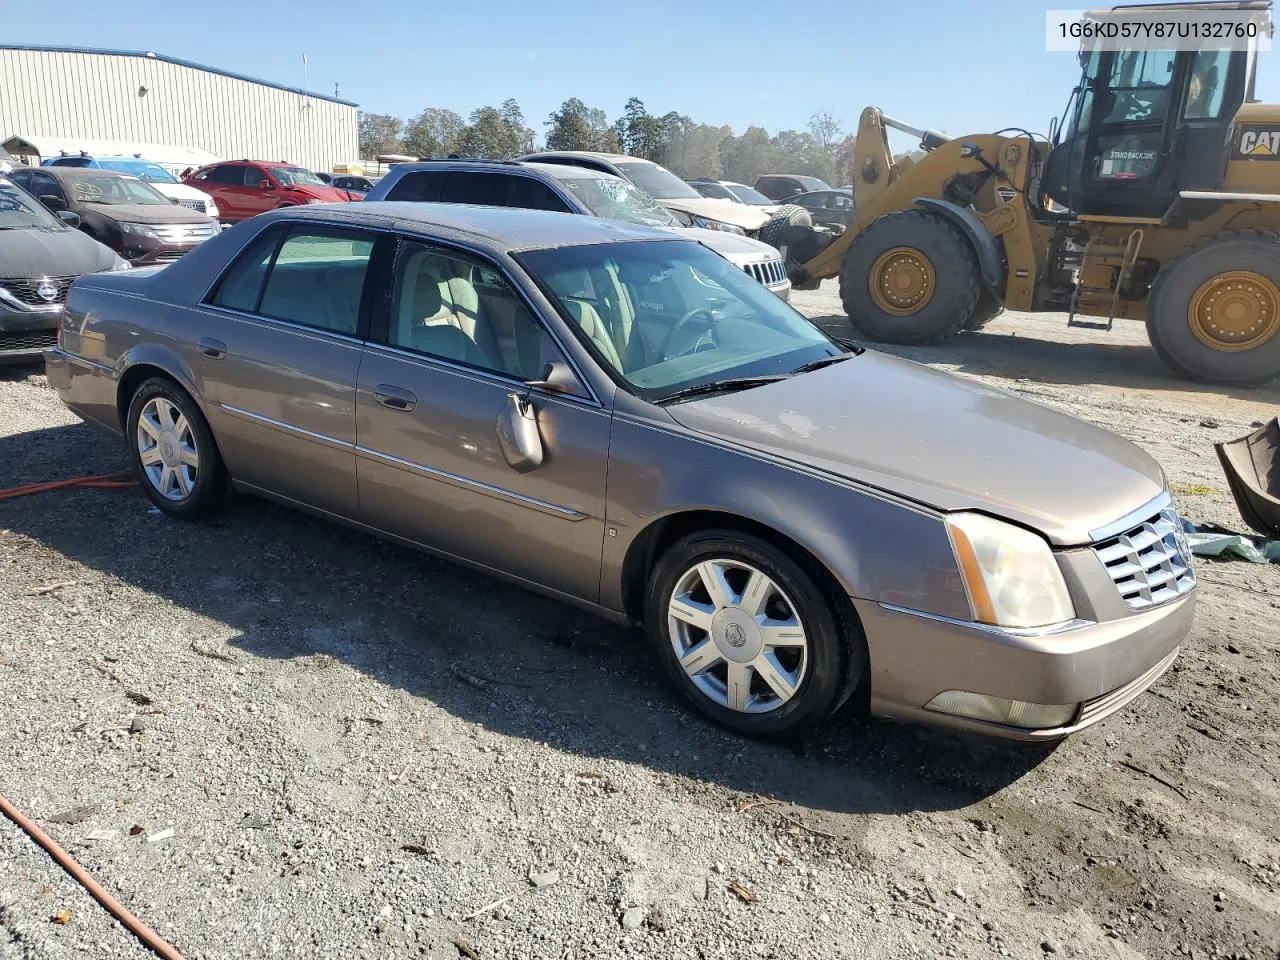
left=0, top=473, right=137, bottom=501
left=0, top=790, right=186, bottom=960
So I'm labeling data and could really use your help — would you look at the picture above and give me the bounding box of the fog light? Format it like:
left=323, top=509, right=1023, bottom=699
left=925, top=691, right=1078, bottom=729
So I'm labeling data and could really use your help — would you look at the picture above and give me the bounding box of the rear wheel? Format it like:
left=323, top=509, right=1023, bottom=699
left=1148, top=230, right=1280, bottom=385
left=126, top=377, right=228, bottom=519
left=645, top=530, right=865, bottom=738
left=759, top=204, right=812, bottom=250
left=840, top=210, right=981, bottom=344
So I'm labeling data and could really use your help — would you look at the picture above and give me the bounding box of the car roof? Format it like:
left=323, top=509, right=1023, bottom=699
left=268, top=201, right=685, bottom=252
left=387, top=160, right=620, bottom=183
left=40, top=166, right=133, bottom=180
left=522, top=151, right=655, bottom=167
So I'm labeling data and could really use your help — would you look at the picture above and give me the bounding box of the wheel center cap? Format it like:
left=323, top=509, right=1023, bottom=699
left=711, top=608, right=761, bottom=663
left=158, top=431, right=181, bottom=468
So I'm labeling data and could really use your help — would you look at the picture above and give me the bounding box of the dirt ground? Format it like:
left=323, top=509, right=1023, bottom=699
left=1, top=284, right=1278, bottom=960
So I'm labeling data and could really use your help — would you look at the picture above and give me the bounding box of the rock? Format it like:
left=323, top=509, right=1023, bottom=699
left=129, top=717, right=146, bottom=735
left=1042, top=939, right=1060, bottom=954
left=620, top=906, right=644, bottom=931
left=951, top=885, right=967, bottom=902
left=1226, top=644, right=1241, bottom=655
left=984, top=920, right=998, bottom=932
left=713, top=862, right=726, bottom=875
left=1200, top=418, right=1220, bottom=429
left=1214, top=891, right=1226, bottom=902
left=528, top=870, right=559, bottom=889
left=646, top=907, right=670, bottom=932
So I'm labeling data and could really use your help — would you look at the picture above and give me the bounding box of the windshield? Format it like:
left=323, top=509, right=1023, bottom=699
left=726, top=183, right=773, bottom=205
left=795, top=176, right=831, bottom=191
left=559, top=176, right=680, bottom=227
left=67, top=175, right=171, bottom=205
left=519, top=240, right=839, bottom=401
left=97, top=159, right=179, bottom=183
left=0, top=178, right=63, bottom=230
left=271, top=166, right=326, bottom=187
left=615, top=161, right=703, bottom=200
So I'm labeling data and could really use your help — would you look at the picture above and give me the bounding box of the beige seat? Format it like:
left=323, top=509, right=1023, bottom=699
left=398, top=267, right=488, bottom=367
left=563, top=299, right=622, bottom=371
left=398, top=250, right=503, bottom=367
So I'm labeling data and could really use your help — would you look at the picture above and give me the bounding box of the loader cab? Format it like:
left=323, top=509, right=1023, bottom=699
left=1040, top=40, right=1253, bottom=218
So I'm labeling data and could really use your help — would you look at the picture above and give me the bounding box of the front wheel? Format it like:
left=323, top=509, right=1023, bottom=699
left=126, top=377, right=228, bottom=519
left=645, top=530, right=864, bottom=738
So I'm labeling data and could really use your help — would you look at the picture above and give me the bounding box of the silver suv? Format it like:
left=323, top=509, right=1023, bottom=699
left=364, top=159, right=791, bottom=300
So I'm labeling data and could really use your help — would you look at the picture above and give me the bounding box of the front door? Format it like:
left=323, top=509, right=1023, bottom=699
left=355, top=238, right=611, bottom=601
left=188, top=221, right=384, bottom=518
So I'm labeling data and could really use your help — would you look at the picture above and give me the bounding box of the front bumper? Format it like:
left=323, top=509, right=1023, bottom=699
left=855, top=590, right=1194, bottom=741
left=122, top=238, right=204, bottom=267
left=0, top=300, right=61, bottom=364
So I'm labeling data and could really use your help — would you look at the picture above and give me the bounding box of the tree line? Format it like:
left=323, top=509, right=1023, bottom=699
left=358, top=97, right=859, bottom=186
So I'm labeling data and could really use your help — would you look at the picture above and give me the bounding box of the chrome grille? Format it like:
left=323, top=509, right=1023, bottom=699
left=176, top=198, right=209, bottom=214
left=0, top=276, right=76, bottom=306
left=146, top=221, right=219, bottom=244
left=1093, top=506, right=1195, bottom=609
left=743, top=259, right=786, bottom=287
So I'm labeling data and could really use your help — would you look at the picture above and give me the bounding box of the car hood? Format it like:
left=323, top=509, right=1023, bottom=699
left=665, top=352, right=1166, bottom=546
left=681, top=227, right=782, bottom=260
left=280, top=184, right=352, bottom=203
left=0, top=226, right=118, bottom=277
left=659, top=196, right=771, bottom=231
left=83, top=202, right=214, bottom=225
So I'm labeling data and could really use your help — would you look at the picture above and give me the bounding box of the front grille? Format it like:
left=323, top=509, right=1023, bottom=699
left=1093, top=506, right=1196, bottom=609
left=146, top=221, right=219, bottom=244
left=0, top=276, right=76, bottom=306
left=744, top=259, right=786, bottom=287
left=0, top=329, right=57, bottom=353
left=176, top=198, right=209, bottom=214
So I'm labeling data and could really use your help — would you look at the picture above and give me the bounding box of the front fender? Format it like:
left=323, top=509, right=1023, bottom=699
left=914, top=197, right=1004, bottom=293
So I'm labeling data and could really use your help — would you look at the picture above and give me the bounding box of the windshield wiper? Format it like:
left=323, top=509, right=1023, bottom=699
left=791, top=352, right=855, bottom=376
left=655, top=375, right=788, bottom=405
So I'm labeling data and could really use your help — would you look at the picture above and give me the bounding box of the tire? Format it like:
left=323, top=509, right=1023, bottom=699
left=644, top=529, right=866, bottom=739
left=126, top=377, right=229, bottom=519
left=759, top=204, right=813, bottom=250
left=1147, top=230, right=1280, bottom=385
left=963, top=289, right=1004, bottom=331
left=840, top=210, right=981, bottom=344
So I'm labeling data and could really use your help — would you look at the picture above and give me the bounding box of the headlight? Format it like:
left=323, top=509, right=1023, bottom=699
left=120, top=222, right=158, bottom=238
left=690, top=214, right=745, bottom=235
left=111, top=257, right=132, bottom=271
left=205, top=200, right=219, bottom=218
left=305, top=198, right=324, bottom=205
left=945, top=512, right=1075, bottom=628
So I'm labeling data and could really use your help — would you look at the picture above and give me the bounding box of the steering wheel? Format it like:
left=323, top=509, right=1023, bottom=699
left=658, top=306, right=718, bottom=360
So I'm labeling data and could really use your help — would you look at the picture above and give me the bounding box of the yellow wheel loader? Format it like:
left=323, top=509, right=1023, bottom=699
left=786, top=0, right=1280, bottom=384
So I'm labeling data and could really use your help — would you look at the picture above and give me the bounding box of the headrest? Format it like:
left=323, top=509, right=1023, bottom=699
left=411, top=271, right=442, bottom=319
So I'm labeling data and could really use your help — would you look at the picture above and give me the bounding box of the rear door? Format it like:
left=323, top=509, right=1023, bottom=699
left=188, top=221, right=386, bottom=517
left=198, top=165, right=253, bottom=221
left=354, top=236, right=611, bottom=600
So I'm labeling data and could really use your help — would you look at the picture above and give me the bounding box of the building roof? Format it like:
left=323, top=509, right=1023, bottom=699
left=261, top=201, right=683, bottom=252
left=0, top=45, right=357, bottom=107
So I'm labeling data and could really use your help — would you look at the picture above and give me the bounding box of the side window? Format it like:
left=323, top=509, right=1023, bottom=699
left=207, top=225, right=285, bottom=312
left=385, top=171, right=444, bottom=202
left=256, top=227, right=374, bottom=335
left=442, top=172, right=508, bottom=206
left=243, top=167, right=267, bottom=188
left=796, top=193, right=822, bottom=209
left=387, top=242, right=551, bottom=379
left=208, top=165, right=243, bottom=185
left=507, top=176, right=572, bottom=212
left=1185, top=49, right=1230, bottom=119
left=31, top=172, right=63, bottom=200
left=1103, top=49, right=1177, bottom=123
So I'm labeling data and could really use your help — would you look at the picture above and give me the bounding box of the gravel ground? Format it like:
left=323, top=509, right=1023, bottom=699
left=1, top=284, right=1279, bottom=960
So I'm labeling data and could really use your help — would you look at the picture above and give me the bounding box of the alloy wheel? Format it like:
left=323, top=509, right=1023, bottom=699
left=136, top=397, right=199, bottom=501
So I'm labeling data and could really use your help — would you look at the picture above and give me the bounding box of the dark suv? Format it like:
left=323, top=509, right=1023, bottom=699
left=365, top=159, right=790, bottom=299
left=754, top=174, right=831, bottom=202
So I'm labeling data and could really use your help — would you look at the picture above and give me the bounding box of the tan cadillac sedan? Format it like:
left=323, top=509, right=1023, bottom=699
left=46, top=204, right=1196, bottom=741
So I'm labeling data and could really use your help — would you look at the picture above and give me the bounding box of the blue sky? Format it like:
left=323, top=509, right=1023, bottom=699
left=4, top=0, right=1276, bottom=149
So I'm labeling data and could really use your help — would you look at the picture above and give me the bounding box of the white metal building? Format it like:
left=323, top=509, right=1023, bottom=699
left=0, top=45, right=358, bottom=173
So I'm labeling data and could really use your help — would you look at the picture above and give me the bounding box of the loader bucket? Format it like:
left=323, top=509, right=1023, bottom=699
left=1215, top=418, right=1280, bottom=538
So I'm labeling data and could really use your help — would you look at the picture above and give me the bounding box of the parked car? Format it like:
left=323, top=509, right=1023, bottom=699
left=0, top=174, right=128, bottom=364
left=688, top=179, right=778, bottom=210
left=365, top=159, right=790, bottom=299
left=42, top=155, right=220, bottom=220
left=785, top=189, right=856, bottom=231
left=183, top=161, right=357, bottom=223
left=8, top=167, right=219, bottom=266
left=330, top=174, right=377, bottom=196
left=47, top=203, right=1195, bottom=741
left=315, top=172, right=333, bottom=183
left=754, top=174, right=831, bottom=202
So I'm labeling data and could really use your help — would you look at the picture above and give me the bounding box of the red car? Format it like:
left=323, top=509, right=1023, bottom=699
left=183, top=161, right=359, bottom=224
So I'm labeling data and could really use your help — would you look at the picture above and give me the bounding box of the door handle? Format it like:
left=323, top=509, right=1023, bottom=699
left=374, top=384, right=417, bottom=412
left=198, top=337, right=226, bottom=359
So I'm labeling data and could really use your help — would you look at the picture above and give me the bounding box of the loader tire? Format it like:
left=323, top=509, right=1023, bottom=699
left=760, top=205, right=812, bottom=250
left=1148, top=230, right=1280, bottom=385
left=963, top=289, right=1004, bottom=331
left=840, top=210, right=980, bottom=345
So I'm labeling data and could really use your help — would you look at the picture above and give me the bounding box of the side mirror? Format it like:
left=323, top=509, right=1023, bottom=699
left=56, top=210, right=81, bottom=228
left=1049, top=115, right=1060, bottom=144
left=525, top=361, right=582, bottom=396
left=38, top=194, right=68, bottom=212
left=261, top=182, right=276, bottom=190
left=496, top=392, right=544, bottom=473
